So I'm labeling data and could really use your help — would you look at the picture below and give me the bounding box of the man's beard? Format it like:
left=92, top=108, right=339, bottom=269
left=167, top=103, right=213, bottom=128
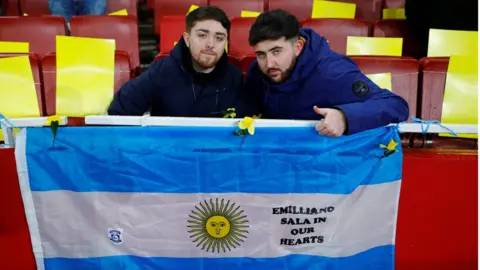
left=192, top=50, right=218, bottom=71
left=266, top=56, right=297, bottom=84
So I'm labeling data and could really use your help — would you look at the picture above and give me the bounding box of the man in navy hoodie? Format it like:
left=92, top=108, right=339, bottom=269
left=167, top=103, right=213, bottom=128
left=108, top=6, right=247, bottom=118
left=245, top=9, right=409, bottom=136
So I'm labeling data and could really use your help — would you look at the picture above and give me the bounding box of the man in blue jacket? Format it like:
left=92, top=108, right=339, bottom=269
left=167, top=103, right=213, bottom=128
left=245, top=9, right=409, bottom=136
left=108, top=6, right=246, bottom=118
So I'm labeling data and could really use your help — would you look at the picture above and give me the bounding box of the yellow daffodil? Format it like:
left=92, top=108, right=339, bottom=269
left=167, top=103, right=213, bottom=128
left=46, top=115, right=61, bottom=126
left=379, top=139, right=398, bottom=152
left=238, top=117, right=255, bottom=135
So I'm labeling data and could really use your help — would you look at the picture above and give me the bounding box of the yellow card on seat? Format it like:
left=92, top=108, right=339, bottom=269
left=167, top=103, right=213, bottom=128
left=347, top=37, right=403, bottom=56
left=109, top=9, right=128, bottom=16
left=56, top=36, right=115, bottom=116
left=440, top=55, right=478, bottom=138
left=312, top=0, right=356, bottom=19
left=0, top=41, right=29, bottom=53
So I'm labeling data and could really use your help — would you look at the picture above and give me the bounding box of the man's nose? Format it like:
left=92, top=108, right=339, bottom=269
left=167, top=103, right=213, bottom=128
left=266, top=56, right=276, bottom=68
left=205, top=36, right=214, bottom=49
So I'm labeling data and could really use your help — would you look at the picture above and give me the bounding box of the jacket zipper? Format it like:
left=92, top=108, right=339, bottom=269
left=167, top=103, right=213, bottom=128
left=191, top=82, right=197, bottom=102
left=181, top=64, right=197, bottom=103
left=182, top=63, right=223, bottom=114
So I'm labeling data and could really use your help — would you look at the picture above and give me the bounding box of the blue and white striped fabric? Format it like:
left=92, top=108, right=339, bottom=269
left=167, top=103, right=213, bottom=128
left=15, top=125, right=402, bottom=270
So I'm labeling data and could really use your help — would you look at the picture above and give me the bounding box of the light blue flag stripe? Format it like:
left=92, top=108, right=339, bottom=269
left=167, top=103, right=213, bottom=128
left=25, top=126, right=401, bottom=194
left=44, top=245, right=394, bottom=270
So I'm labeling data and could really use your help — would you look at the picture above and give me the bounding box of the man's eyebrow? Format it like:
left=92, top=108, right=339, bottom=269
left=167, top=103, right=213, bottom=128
left=269, top=46, right=283, bottom=52
left=196, top=29, right=227, bottom=37
left=255, top=46, right=283, bottom=54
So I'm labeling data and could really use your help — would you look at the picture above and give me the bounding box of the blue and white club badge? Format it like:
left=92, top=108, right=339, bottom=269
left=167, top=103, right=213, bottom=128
left=108, top=228, right=124, bottom=244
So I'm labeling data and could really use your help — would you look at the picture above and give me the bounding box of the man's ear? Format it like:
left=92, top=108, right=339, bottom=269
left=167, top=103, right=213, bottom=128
left=183, top=32, right=190, bottom=47
left=293, top=38, right=304, bottom=56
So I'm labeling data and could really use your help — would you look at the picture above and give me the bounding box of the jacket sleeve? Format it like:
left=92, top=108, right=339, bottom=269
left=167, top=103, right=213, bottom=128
left=318, top=53, right=409, bottom=135
left=107, top=60, right=163, bottom=116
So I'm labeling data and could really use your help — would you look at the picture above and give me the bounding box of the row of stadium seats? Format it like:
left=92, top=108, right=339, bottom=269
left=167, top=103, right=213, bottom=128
left=2, top=52, right=474, bottom=148
left=0, top=16, right=140, bottom=71
left=5, top=0, right=402, bottom=20
left=0, top=50, right=456, bottom=134
left=157, top=16, right=418, bottom=58
left=0, top=51, right=132, bottom=116
left=149, top=0, right=405, bottom=23
left=2, top=0, right=138, bottom=17
left=0, top=15, right=416, bottom=75
left=0, top=52, right=132, bottom=116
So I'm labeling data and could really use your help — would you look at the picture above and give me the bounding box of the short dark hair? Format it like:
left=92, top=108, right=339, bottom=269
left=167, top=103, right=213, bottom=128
left=186, top=6, right=231, bottom=34
left=249, top=9, right=300, bottom=46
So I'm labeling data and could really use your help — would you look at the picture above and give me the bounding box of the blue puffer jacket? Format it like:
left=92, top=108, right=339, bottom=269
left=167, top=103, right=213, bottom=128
left=245, top=28, right=409, bottom=134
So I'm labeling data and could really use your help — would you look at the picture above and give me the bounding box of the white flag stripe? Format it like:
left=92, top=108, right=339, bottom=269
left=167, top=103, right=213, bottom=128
left=34, top=180, right=400, bottom=259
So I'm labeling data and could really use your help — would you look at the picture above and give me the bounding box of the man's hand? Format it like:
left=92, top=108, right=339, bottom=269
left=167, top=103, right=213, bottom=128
left=313, top=106, right=347, bottom=137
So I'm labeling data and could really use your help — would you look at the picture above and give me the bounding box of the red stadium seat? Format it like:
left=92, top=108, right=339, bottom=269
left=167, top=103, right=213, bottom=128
left=301, top=18, right=370, bottom=54
left=20, top=0, right=50, bottom=16
left=418, top=57, right=476, bottom=149
left=3, top=0, right=20, bottom=15
left=351, top=56, right=418, bottom=118
left=373, top=19, right=421, bottom=59
left=42, top=51, right=131, bottom=117
left=20, top=0, right=138, bottom=16
left=267, top=0, right=313, bottom=21
left=419, top=57, right=448, bottom=122
left=330, top=0, right=383, bottom=22
left=227, top=55, right=241, bottom=70
left=159, top=16, right=185, bottom=53
left=239, top=55, right=256, bottom=73
left=229, top=17, right=256, bottom=58
left=0, top=16, right=66, bottom=59
left=268, top=0, right=382, bottom=22
left=107, top=0, right=138, bottom=17
left=384, top=0, right=405, bottom=8
left=209, top=0, right=264, bottom=18
left=69, top=15, right=140, bottom=72
left=352, top=56, right=419, bottom=147
left=0, top=53, right=45, bottom=116
left=154, top=53, right=168, bottom=61
left=153, top=0, right=208, bottom=34
left=228, top=18, right=256, bottom=73
left=147, top=0, right=154, bottom=9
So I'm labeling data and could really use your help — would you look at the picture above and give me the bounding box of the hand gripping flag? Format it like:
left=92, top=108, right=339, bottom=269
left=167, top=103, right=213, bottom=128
left=15, top=123, right=402, bottom=270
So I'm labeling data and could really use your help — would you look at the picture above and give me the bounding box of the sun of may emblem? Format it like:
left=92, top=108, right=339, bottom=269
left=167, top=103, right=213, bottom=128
left=187, top=198, right=249, bottom=253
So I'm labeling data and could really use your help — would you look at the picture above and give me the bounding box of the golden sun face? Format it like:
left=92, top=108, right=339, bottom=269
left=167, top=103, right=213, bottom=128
left=187, top=198, right=249, bottom=253
left=206, top=216, right=231, bottom=238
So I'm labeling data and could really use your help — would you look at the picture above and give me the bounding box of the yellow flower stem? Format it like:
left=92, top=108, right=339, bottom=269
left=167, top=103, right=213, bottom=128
left=239, top=135, right=247, bottom=149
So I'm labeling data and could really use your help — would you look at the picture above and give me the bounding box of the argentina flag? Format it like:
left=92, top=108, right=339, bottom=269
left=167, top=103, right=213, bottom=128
left=14, top=120, right=402, bottom=270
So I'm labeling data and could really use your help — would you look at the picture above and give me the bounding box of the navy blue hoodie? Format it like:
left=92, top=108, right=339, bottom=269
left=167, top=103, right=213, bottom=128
left=108, top=37, right=247, bottom=118
left=245, top=28, right=410, bottom=134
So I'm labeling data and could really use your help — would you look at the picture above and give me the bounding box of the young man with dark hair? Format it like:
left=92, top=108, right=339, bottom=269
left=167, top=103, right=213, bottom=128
left=108, top=6, right=247, bottom=118
left=245, top=9, right=409, bottom=136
